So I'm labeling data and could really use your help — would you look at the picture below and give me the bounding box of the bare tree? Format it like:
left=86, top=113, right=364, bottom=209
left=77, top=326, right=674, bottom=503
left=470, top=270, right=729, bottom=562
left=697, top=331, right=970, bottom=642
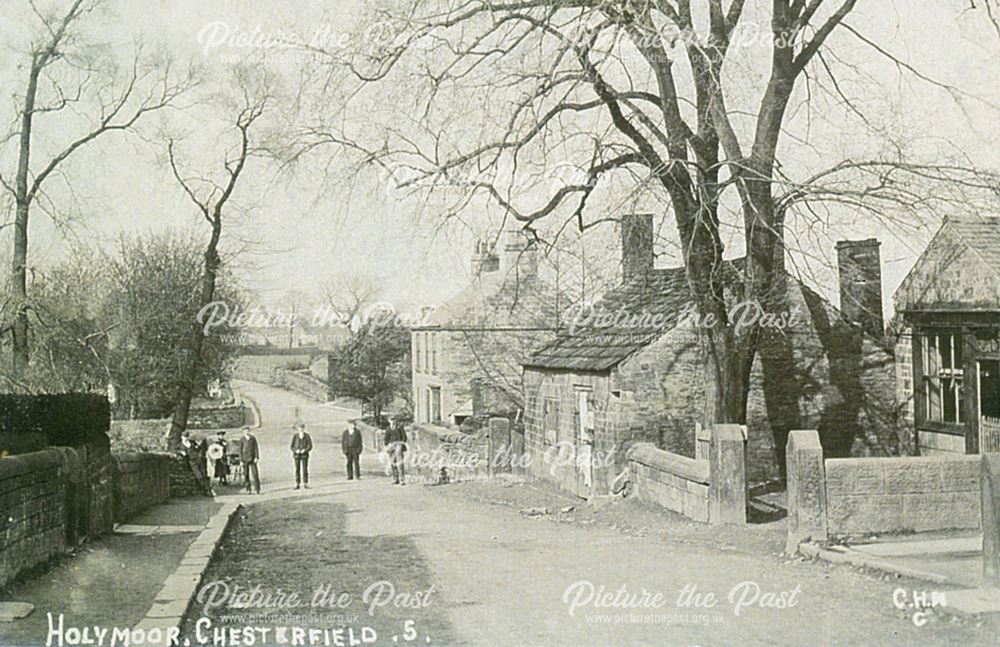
left=0, top=0, right=195, bottom=374
left=277, top=288, right=312, bottom=349
left=320, top=272, right=382, bottom=330
left=301, top=1, right=1000, bottom=427
left=165, top=66, right=270, bottom=450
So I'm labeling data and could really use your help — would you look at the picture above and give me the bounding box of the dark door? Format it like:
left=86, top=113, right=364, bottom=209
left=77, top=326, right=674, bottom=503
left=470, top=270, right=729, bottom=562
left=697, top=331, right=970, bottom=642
left=979, top=360, right=1000, bottom=452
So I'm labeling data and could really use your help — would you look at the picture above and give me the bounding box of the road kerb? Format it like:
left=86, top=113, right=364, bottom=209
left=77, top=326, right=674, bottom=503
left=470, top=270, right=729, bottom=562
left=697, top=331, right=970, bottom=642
left=132, top=502, right=242, bottom=645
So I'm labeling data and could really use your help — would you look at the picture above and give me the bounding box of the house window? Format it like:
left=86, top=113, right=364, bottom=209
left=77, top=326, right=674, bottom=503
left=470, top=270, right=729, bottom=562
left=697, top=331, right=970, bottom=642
left=543, top=397, right=560, bottom=445
left=414, top=334, right=423, bottom=374
left=921, top=332, right=964, bottom=424
left=431, top=333, right=438, bottom=373
left=423, top=332, right=431, bottom=373
left=430, top=387, right=442, bottom=423
left=423, top=388, right=431, bottom=423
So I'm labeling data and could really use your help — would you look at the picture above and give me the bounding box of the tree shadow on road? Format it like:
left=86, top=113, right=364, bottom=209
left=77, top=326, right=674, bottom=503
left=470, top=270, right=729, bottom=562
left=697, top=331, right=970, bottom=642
left=180, top=499, right=455, bottom=645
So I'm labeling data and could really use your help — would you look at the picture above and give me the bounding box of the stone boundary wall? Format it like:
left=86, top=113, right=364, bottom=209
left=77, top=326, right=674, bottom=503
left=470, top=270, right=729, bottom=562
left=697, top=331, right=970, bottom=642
left=112, top=452, right=171, bottom=522
left=407, top=423, right=489, bottom=482
left=627, top=443, right=711, bottom=522
left=169, top=455, right=210, bottom=498
left=233, top=361, right=278, bottom=384
left=0, top=445, right=160, bottom=589
left=786, top=430, right=982, bottom=550
left=353, top=420, right=384, bottom=453
left=187, top=403, right=248, bottom=430
left=626, top=424, right=747, bottom=525
left=274, top=369, right=330, bottom=402
left=0, top=449, right=66, bottom=589
left=826, top=456, right=980, bottom=535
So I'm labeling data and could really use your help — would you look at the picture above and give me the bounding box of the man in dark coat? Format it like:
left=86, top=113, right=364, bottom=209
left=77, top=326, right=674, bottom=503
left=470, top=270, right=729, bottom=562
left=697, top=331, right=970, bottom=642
left=341, top=422, right=363, bottom=480
left=384, top=419, right=407, bottom=485
left=240, top=426, right=261, bottom=494
left=290, top=422, right=313, bottom=489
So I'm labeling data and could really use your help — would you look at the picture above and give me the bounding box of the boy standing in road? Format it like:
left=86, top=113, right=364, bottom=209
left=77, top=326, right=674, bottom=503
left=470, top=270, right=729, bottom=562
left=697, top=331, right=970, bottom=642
left=240, top=426, right=261, bottom=494
left=290, top=422, right=313, bottom=489
left=384, top=418, right=408, bottom=485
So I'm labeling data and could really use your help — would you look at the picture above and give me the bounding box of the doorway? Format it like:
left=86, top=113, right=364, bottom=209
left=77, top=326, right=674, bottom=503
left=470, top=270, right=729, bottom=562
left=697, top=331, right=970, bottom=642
left=979, top=360, right=1000, bottom=452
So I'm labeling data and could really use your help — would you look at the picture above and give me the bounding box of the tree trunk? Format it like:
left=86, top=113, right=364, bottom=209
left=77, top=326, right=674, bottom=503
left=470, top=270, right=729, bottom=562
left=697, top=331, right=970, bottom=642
left=168, top=221, right=222, bottom=450
left=10, top=59, right=42, bottom=375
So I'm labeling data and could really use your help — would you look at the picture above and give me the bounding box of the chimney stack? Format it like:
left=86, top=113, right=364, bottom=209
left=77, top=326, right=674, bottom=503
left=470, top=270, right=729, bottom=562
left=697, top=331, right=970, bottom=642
left=471, top=240, right=499, bottom=276
left=621, top=213, right=654, bottom=283
left=836, top=238, right=884, bottom=337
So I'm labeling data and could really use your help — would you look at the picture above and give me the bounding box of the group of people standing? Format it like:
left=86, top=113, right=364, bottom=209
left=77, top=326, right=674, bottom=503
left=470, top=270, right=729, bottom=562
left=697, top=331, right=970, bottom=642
left=179, top=426, right=261, bottom=496
left=177, top=418, right=409, bottom=493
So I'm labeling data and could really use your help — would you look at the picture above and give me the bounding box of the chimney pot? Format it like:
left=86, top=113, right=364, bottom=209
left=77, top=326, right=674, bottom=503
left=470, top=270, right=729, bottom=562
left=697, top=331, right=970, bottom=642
left=500, top=229, right=538, bottom=277
left=471, top=240, right=499, bottom=276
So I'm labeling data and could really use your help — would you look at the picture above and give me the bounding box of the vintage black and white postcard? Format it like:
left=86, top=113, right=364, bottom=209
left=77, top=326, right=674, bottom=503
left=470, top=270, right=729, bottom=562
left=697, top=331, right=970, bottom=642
left=0, top=1, right=998, bottom=645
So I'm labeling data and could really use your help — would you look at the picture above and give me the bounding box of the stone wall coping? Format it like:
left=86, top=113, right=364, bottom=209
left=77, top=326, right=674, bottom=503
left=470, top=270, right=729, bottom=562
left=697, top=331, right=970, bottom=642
left=114, top=452, right=172, bottom=472
left=626, top=442, right=710, bottom=484
left=0, top=447, right=64, bottom=480
left=788, top=428, right=823, bottom=450
left=826, top=454, right=980, bottom=468
left=411, top=423, right=486, bottom=445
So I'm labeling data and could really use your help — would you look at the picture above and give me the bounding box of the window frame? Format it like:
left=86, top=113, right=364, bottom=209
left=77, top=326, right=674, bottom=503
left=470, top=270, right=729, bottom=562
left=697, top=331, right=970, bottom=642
left=917, top=330, right=966, bottom=428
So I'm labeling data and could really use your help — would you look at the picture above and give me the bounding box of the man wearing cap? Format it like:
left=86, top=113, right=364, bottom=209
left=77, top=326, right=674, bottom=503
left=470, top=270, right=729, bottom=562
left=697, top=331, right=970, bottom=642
left=240, top=426, right=261, bottom=494
left=341, top=422, right=363, bottom=480
left=290, top=422, right=313, bottom=489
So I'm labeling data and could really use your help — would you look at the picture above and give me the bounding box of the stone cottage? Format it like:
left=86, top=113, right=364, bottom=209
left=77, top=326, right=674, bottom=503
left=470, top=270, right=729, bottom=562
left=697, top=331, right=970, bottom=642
left=410, top=231, right=564, bottom=426
left=522, top=215, right=898, bottom=497
left=894, top=214, right=1000, bottom=457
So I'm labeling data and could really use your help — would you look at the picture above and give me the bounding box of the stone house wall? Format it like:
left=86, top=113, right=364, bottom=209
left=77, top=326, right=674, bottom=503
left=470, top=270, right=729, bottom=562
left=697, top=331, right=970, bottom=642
left=414, top=328, right=553, bottom=425
left=524, top=280, right=898, bottom=488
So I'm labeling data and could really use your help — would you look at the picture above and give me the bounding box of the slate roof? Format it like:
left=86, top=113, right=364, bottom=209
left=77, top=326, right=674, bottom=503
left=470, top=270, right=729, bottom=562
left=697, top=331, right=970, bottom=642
left=523, top=267, right=687, bottom=371
left=894, top=214, right=1000, bottom=312
left=945, top=214, right=1000, bottom=279
left=525, top=260, right=755, bottom=372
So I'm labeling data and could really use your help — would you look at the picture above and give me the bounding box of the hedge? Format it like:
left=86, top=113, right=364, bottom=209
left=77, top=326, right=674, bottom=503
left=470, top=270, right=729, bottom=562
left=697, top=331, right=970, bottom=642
left=0, top=394, right=111, bottom=448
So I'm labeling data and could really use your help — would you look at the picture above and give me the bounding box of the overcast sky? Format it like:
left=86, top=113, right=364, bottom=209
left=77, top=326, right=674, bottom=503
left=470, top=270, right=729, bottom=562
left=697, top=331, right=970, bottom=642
left=1, top=0, right=997, bottom=318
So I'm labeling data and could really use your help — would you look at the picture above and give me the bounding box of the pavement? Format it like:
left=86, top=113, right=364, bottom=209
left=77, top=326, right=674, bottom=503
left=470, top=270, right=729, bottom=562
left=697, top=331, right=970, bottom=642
left=0, top=498, right=223, bottom=647
left=802, top=529, right=1000, bottom=618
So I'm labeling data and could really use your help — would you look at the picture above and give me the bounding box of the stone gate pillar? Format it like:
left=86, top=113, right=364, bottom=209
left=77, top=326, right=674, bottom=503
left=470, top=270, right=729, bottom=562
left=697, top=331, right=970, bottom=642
left=983, top=454, right=1000, bottom=584
left=709, top=424, right=747, bottom=525
left=488, top=417, right=511, bottom=475
left=785, top=430, right=828, bottom=554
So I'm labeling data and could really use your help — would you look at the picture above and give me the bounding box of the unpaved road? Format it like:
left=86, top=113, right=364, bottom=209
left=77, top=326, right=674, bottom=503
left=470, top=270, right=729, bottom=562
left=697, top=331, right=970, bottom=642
left=211, top=381, right=995, bottom=646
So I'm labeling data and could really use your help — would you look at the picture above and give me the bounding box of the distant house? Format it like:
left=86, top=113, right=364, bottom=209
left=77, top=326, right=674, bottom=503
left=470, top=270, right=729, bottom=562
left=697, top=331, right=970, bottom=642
left=522, top=214, right=897, bottom=497
left=894, top=214, right=1000, bottom=457
left=410, top=232, right=565, bottom=427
